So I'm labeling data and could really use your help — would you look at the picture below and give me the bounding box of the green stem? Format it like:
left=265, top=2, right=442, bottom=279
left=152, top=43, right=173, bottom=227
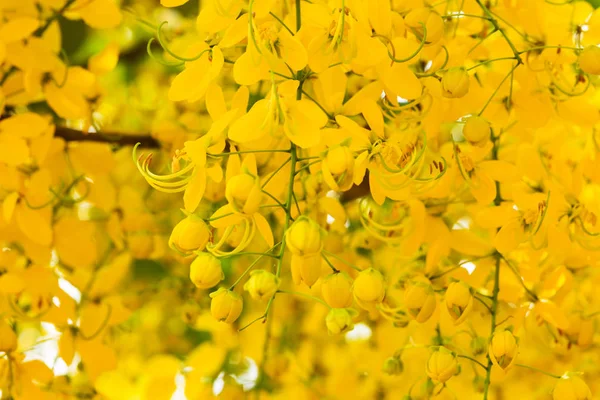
left=262, top=157, right=291, bottom=188
left=515, top=364, right=562, bottom=379
left=270, top=11, right=294, bottom=35
left=321, top=250, right=362, bottom=272
left=467, top=57, right=517, bottom=71
left=209, top=149, right=290, bottom=157
left=457, top=354, right=487, bottom=370
left=479, top=61, right=519, bottom=116
left=475, top=0, right=523, bottom=64
left=277, top=289, right=329, bottom=307
left=482, top=256, right=501, bottom=399
left=229, top=242, right=281, bottom=289
left=321, top=254, right=340, bottom=273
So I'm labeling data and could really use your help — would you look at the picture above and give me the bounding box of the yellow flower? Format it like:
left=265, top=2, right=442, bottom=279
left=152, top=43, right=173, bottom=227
left=578, top=45, right=600, bottom=75
left=404, top=281, right=436, bottom=323
left=190, top=252, right=224, bottom=289
left=553, top=376, right=592, bottom=400
left=442, top=67, right=470, bottom=98
left=285, top=216, right=324, bottom=256
left=169, top=215, right=211, bottom=253
left=209, top=288, right=243, bottom=323
left=226, top=172, right=263, bottom=215
left=353, top=268, right=386, bottom=310
left=290, top=253, right=322, bottom=288
left=462, top=115, right=491, bottom=147
left=445, top=281, right=473, bottom=325
left=489, top=330, right=518, bottom=372
left=426, top=347, right=458, bottom=383
left=228, top=80, right=328, bottom=149
left=325, top=308, right=357, bottom=335
left=321, top=271, right=354, bottom=308
left=0, top=320, right=17, bottom=352
left=243, top=270, right=280, bottom=301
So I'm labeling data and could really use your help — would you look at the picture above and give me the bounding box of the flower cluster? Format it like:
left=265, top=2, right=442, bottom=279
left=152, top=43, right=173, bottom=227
left=0, top=0, right=599, bottom=399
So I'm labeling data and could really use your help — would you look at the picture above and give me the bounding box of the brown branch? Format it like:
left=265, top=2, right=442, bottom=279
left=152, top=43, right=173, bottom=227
left=55, top=126, right=159, bottom=148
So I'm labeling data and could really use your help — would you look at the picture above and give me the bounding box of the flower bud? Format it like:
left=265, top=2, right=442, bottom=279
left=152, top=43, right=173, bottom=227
left=291, top=253, right=322, bottom=287
left=462, top=116, right=490, bottom=147
left=169, top=215, right=211, bottom=252
left=325, top=308, right=356, bottom=335
left=190, top=252, right=224, bottom=289
left=442, top=67, right=470, bottom=98
left=286, top=217, right=323, bottom=255
left=243, top=270, right=280, bottom=301
left=404, top=282, right=436, bottom=323
left=553, top=376, right=592, bottom=400
left=426, top=347, right=458, bottom=383
left=353, top=268, right=386, bottom=310
left=578, top=45, right=600, bottom=75
left=0, top=320, right=17, bottom=352
left=445, top=281, right=473, bottom=325
left=489, top=330, right=518, bottom=372
left=323, top=146, right=355, bottom=191
left=321, top=271, right=353, bottom=308
left=383, top=356, right=404, bottom=375
left=209, top=288, right=243, bottom=323
left=226, top=173, right=262, bottom=215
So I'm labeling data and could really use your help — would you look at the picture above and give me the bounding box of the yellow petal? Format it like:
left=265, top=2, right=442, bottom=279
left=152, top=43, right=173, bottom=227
left=220, top=14, right=249, bottom=48
left=233, top=50, right=269, bottom=86
left=278, top=30, right=308, bottom=71
left=161, top=0, right=188, bottom=7
left=494, top=220, right=526, bottom=254
left=0, top=112, right=49, bottom=138
left=254, top=213, right=274, bottom=247
left=2, top=192, right=19, bottom=223
left=0, top=17, right=39, bottom=43
left=380, top=62, right=422, bottom=100
left=228, top=99, right=270, bottom=143
left=183, top=168, right=206, bottom=213
left=15, top=203, right=52, bottom=246
left=0, top=134, right=29, bottom=165
left=77, top=0, right=123, bottom=29
left=88, top=42, right=120, bottom=75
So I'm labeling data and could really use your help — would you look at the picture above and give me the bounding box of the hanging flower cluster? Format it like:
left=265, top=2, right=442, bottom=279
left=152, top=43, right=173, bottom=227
left=1, top=0, right=600, bottom=398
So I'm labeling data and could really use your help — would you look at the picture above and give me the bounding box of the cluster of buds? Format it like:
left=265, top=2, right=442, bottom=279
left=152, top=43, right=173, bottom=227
left=285, top=217, right=325, bottom=287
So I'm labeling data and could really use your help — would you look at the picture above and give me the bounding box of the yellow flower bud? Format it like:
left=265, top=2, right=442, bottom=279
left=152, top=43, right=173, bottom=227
left=285, top=217, right=323, bottom=255
left=553, top=376, right=592, bottom=400
left=169, top=215, right=211, bottom=252
left=0, top=320, right=17, bottom=352
left=462, top=116, right=491, bottom=147
left=489, top=330, right=518, bottom=372
left=426, top=347, right=458, bottom=383
left=190, top=252, right=224, bottom=289
left=323, top=145, right=355, bottom=191
left=445, top=281, right=473, bottom=325
left=404, top=282, right=436, bottom=323
left=291, top=253, right=322, bottom=288
left=442, top=67, right=470, bottom=98
left=325, top=308, right=356, bottom=335
left=226, top=173, right=262, bottom=215
left=243, top=269, right=280, bottom=301
left=326, top=146, right=354, bottom=175
left=209, top=288, right=243, bottom=323
left=578, top=45, right=600, bottom=75
left=321, top=271, right=353, bottom=308
left=383, top=357, right=404, bottom=375
left=353, top=268, right=386, bottom=310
